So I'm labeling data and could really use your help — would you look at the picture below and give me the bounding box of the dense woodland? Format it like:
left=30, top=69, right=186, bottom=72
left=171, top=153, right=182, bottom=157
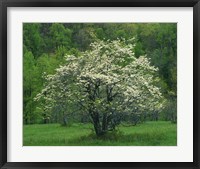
left=23, top=23, right=177, bottom=130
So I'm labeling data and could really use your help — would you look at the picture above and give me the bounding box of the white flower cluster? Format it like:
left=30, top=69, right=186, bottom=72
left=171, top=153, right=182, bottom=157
left=35, top=39, right=165, bottom=117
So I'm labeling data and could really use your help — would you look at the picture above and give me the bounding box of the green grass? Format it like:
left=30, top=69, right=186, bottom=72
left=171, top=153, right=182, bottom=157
left=23, top=121, right=177, bottom=146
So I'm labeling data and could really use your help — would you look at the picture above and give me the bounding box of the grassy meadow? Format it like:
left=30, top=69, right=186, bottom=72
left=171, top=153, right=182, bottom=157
left=23, top=121, right=177, bottom=146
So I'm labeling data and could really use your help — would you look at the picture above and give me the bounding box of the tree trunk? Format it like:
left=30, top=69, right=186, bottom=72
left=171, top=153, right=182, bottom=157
left=94, top=121, right=103, bottom=136
left=102, top=113, right=108, bottom=132
left=92, top=112, right=106, bottom=136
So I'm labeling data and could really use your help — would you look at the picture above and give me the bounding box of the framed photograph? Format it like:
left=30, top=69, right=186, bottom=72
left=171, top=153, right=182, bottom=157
left=0, top=0, right=199, bottom=168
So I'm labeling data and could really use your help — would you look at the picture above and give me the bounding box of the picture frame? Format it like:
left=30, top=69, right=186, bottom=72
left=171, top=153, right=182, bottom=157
left=0, top=0, right=199, bottom=168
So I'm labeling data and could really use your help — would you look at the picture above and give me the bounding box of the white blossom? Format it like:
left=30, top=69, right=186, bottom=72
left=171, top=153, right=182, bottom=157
left=34, top=39, right=165, bottom=122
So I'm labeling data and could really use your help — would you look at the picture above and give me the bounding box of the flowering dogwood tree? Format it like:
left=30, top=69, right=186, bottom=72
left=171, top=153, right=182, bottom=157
left=35, top=39, right=164, bottom=136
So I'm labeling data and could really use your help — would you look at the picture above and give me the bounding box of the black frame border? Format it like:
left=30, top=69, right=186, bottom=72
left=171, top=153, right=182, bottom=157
left=0, top=0, right=199, bottom=168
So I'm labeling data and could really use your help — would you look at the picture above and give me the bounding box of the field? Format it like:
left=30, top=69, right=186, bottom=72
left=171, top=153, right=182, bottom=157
left=23, top=121, right=177, bottom=146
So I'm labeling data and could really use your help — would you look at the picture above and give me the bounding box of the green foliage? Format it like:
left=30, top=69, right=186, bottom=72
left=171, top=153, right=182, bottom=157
left=49, top=23, right=72, bottom=50
left=73, top=27, right=95, bottom=50
left=23, top=23, right=44, bottom=57
left=23, top=50, right=36, bottom=124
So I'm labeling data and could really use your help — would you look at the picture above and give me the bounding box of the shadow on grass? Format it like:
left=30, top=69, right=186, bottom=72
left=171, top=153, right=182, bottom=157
left=68, top=130, right=169, bottom=146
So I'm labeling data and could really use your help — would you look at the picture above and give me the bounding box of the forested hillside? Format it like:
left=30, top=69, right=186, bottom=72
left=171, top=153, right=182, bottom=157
left=23, top=23, right=177, bottom=126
